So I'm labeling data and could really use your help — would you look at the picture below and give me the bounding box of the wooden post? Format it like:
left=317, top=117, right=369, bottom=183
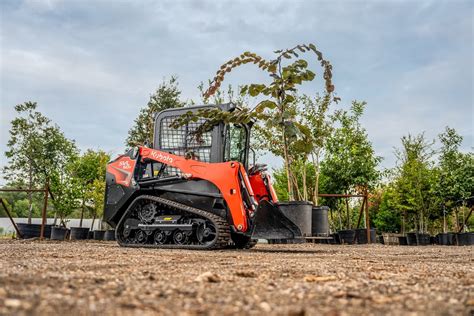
left=352, top=198, right=366, bottom=244
left=40, top=180, right=49, bottom=240
left=345, top=195, right=351, bottom=229
left=0, top=198, right=22, bottom=238
left=365, top=193, right=371, bottom=244
left=355, top=198, right=366, bottom=229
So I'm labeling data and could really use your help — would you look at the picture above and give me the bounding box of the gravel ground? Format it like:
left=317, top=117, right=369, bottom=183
left=0, top=240, right=472, bottom=316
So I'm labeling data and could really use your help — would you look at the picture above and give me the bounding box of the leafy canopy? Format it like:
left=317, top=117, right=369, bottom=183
left=321, top=101, right=381, bottom=194
left=126, top=77, right=184, bottom=147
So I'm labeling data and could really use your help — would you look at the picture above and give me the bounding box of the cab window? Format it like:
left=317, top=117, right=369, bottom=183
left=224, top=124, right=247, bottom=165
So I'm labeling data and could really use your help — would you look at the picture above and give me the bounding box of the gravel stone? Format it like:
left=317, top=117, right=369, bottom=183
left=0, top=240, right=472, bottom=315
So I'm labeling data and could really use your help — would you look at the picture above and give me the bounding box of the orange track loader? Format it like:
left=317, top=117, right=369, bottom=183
left=103, top=104, right=311, bottom=249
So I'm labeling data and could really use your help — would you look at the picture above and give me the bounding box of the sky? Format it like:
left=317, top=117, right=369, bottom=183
left=0, top=0, right=473, bottom=178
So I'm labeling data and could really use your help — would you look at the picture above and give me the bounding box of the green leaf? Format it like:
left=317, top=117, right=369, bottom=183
left=268, top=64, right=277, bottom=73
left=284, top=95, right=296, bottom=103
left=248, top=84, right=266, bottom=97
left=255, top=100, right=277, bottom=113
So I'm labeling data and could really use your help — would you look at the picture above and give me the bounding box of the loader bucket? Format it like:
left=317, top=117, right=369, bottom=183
left=251, top=200, right=312, bottom=240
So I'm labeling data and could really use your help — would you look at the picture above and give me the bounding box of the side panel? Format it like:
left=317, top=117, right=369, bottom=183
left=104, top=152, right=139, bottom=226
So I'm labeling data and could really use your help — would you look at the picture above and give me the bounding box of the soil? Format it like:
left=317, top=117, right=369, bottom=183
left=0, top=240, right=472, bottom=316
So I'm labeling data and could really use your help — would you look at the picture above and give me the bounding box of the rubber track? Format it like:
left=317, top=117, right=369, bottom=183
left=116, top=195, right=231, bottom=250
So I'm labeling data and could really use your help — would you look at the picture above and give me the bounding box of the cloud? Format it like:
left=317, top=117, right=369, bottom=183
left=0, top=0, right=472, bottom=180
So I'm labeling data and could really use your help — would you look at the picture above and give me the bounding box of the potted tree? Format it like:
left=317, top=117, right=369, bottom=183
left=3, top=102, right=77, bottom=238
left=89, top=178, right=107, bottom=241
left=50, top=165, right=79, bottom=241
left=69, top=150, right=109, bottom=240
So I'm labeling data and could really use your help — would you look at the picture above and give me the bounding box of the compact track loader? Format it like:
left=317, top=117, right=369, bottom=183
left=103, top=103, right=311, bottom=249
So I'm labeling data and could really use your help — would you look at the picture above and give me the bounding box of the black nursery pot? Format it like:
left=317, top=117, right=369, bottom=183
left=456, top=232, right=474, bottom=246
left=437, top=233, right=455, bottom=246
left=70, top=227, right=90, bottom=240
left=398, top=236, right=408, bottom=245
left=329, top=233, right=340, bottom=244
left=406, top=232, right=417, bottom=245
left=17, top=223, right=52, bottom=239
left=355, top=228, right=376, bottom=244
left=104, top=229, right=116, bottom=241
left=416, top=233, right=431, bottom=246
left=51, top=226, right=69, bottom=241
left=338, top=230, right=356, bottom=244
left=93, top=230, right=106, bottom=240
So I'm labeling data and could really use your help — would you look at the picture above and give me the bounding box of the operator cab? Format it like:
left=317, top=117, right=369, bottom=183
left=152, top=103, right=251, bottom=175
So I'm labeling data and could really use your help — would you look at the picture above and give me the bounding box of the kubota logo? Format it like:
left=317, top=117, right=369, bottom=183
left=150, top=151, right=174, bottom=164
left=119, top=160, right=132, bottom=169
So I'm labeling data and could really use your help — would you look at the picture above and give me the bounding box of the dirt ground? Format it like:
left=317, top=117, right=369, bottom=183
left=0, top=240, right=472, bottom=316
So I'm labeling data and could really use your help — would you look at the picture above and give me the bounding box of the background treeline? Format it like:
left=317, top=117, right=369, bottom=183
left=1, top=102, right=109, bottom=228
left=2, top=77, right=473, bottom=234
left=126, top=77, right=474, bottom=235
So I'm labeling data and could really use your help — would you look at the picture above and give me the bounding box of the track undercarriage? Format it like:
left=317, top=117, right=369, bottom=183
left=115, top=195, right=255, bottom=250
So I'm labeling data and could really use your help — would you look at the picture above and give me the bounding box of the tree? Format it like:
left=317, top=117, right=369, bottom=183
left=126, top=77, right=184, bottom=147
left=4, top=102, right=49, bottom=222
left=71, top=150, right=110, bottom=227
left=50, top=163, right=80, bottom=226
left=392, top=133, right=436, bottom=233
left=4, top=102, right=78, bottom=223
left=454, top=153, right=474, bottom=231
left=372, top=185, right=402, bottom=233
left=320, top=101, right=381, bottom=228
left=172, top=44, right=338, bottom=200
left=300, top=94, right=333, bottom=204
left=88, top=178, right=107, bottom=230
left=254, top=93, right=334, bottom=203
left=434, top=127, right=474, bottom=231
left=437, top=127, right=472, bottom=203
left=272, top=160, right=318, bottom=202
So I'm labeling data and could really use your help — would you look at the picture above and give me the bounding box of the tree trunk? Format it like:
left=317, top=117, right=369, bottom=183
left=293, top=169, right=303, bottom=200
left=453, top=207, right=458, bottom=231
left=337, top=205, right=343, bottom=230
left=420, top=208, right=424, bottom=233
left=79, top=196, right=85, bottom=228
left=345, top=194, right=351, bottom=229
left=282, top=132, right=294, bottom=201
left=443, top=205, right=447, bottom=233
left=276, top=66, right=294, bottom=202
left=91, top=211, right=96, bottom=231
left=28, top=164, right=33, bottom=224
left=291, top=172, right=302, bottom=200
left=402, top=211, right=406, bottom=234
left=311, top=151, right=320, bottom=205
left=302, top=162, right=307, bottom=201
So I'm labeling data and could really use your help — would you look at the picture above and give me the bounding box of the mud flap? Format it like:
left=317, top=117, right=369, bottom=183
left=251, top=200, right=303, bottom=239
